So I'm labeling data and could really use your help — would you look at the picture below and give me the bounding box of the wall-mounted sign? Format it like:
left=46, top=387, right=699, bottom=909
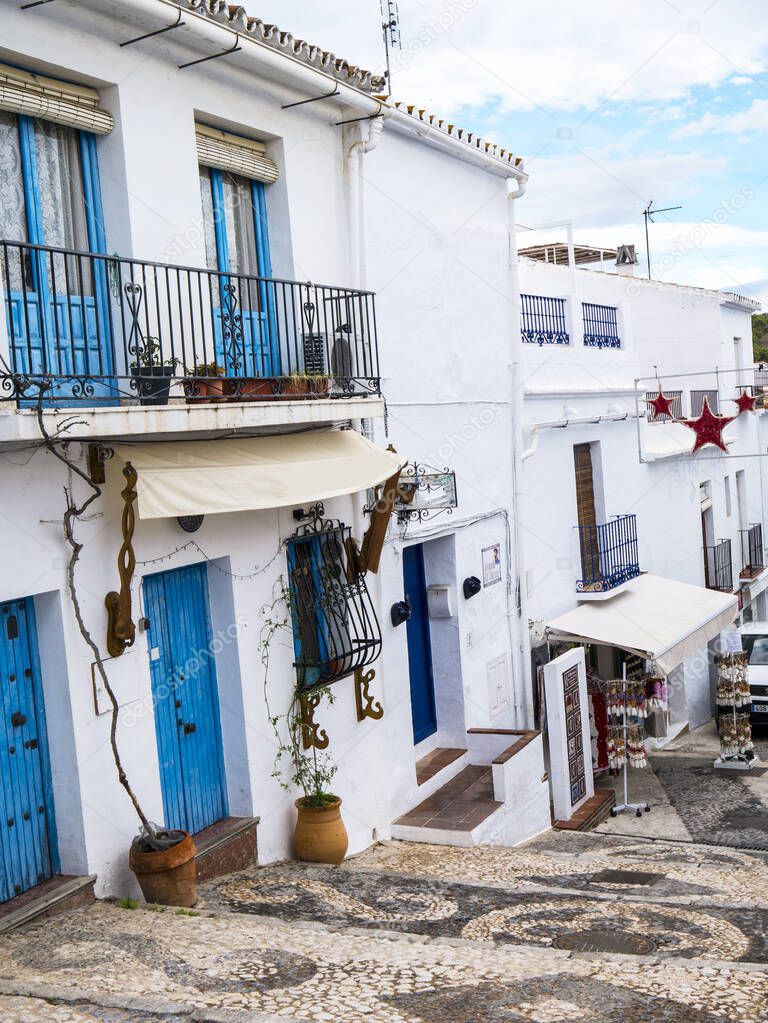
left=394, top=463, right=458, bottom=524
left=481, top=543, right=502, bottom=587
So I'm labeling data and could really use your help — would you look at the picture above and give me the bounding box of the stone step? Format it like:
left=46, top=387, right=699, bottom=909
left=194, top=816, right=259, bottom=883
left=553, top=789, right=616, bottom=832
left=391, top=765, right=503, bottom=846
left=0, top=874, right=96, bottom=935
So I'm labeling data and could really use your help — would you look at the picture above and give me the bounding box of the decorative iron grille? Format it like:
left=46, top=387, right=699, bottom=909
left=582, top=302, right=621, bottom=349
left=740, top=523, right=764, bottom=578
left=576, top=514, right=640, bottom=593
left=690, top=389, right=720, bottom=416
left=645, top=389, right=683, bottom=422
left=286, top=512, right=381, bottom=691
left=704, top=538, right=733, bottom=592
left=520, top=294, right=570, bottom=346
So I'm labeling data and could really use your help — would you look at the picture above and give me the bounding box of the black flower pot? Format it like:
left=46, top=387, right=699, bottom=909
left=131, top=366, right=174, bottom=406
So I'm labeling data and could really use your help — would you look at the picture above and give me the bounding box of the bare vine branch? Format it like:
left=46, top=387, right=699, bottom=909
left=34, top=385, right=154, bottom=838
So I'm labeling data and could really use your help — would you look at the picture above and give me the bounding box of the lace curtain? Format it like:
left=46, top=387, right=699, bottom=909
left=0, top=111, right=27, bottom=291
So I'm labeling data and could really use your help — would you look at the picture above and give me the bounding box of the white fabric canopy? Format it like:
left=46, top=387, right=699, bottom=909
left=117, top=431, right=403, bottom=520
left=546, top=573, right=738, bottom=675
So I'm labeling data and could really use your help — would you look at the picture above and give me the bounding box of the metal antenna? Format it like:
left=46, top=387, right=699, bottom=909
left=380, top=0, right=402, bottom=98
left=643, top=200, right=682, bottom=280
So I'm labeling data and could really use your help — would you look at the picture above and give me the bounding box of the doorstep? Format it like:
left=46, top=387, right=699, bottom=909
left=392, top=765, right=502, bottom=846
left=0, top=875, right=96, bottom=935
left=554, top=789, right=616, bottom=832
left=415, top=747, right=467, bottom=786
left=194, top=816, right=259, bottom=883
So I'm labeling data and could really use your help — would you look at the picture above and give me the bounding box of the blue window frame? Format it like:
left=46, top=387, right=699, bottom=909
left=1, top=108, right=114, bottom=405
left=201, top=166, right=278, bottom=378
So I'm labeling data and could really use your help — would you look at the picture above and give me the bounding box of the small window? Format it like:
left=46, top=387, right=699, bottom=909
left=724, top=476, right=732, bottom=517
left=690, top=389, right=719, bottom=416
left=286, top=519, right=381, bottom=691
left=582, top=303, right=620, bottom=349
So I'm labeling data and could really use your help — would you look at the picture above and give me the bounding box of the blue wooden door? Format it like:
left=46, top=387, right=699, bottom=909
left=202, top=167, right=278, bottom=378
left=0, top=598, right=57, bottom=903
left=403, top=545, right=437, bottom=744
left=2, top=112, right=114, bottom=406
left=143, top=564, right=228, bottom=835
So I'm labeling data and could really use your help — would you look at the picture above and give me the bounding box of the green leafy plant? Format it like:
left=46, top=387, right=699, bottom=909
left=260, top=582, right=338, bottom=807
left=116, top=896, right=139, bottom=910
left=130, top=337, right=179, bottom=369
left=191, top=361, right=225, bottom=377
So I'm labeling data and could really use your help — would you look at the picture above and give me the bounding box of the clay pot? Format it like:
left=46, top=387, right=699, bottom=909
left=225, top=377, right=279, bottom=401
left=184, top=377, right=227, bottom=403
left=129, top=832, right=197, bottom=907
left=293, top=797, right=348, bottom=865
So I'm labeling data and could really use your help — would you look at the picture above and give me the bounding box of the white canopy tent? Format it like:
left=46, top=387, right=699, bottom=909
left=546, top=573, right=738, bottom=675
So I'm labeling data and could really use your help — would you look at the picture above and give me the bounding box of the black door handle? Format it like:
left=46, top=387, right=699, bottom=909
left=11, top=712, right=27, bottom=727
left=183, top=722, right=196, bottom=735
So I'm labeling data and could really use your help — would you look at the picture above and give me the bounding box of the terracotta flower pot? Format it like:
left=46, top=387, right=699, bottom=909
left=184, top=377, right=227, bottom=403
left=128, top=832, right=197, bottom=907
left=225, top=377, right=279, bottom=401
left=293, top=797, right=348, bottom=865
left=280, top=378, right=330, bottom=400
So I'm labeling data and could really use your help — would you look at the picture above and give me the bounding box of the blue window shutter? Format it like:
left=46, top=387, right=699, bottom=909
left=78, top=131, right=107, bottom=255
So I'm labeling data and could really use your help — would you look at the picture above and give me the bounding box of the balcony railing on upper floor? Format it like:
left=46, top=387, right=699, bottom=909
left=704, top=538, right=733, bottom=592
left=690, top=388, right=720, bottom=416
left=576, top=513, right=640, bottom=594
left=0, top=240, right=381, bottom=408
left=740, top=523, right=764, bottom=579
left=582, top=302, right=620, bottom=349
left=520, top=294, right=570, bottom=347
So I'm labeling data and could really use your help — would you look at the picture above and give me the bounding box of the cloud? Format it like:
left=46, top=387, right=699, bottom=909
left=673, top=97, right=768, bottom=137
left=251, top=0, right=768, bottom=116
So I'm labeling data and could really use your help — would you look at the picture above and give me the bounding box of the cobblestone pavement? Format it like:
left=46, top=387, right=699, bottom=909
left=1, top=900, right=767, bottom=1023
left=2, top=835, right=768, bottom=1022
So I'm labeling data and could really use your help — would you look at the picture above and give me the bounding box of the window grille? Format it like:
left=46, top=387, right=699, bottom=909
left=690, top=389, right=719, bottom=416
left=582, top=303, right=620, bottom=348
left=286, top=516, right=381, bottom=691
left=520, top=294, right=569, bottom=346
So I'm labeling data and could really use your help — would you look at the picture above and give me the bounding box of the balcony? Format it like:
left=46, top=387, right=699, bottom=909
left=704, top=538, right=733, bottom=592
left=740, top=523, right=765, bottom=580
left=520, top=294, right=569, bottom=346
left=0, top=241, right=380, bottom=413
left=576, top=514, right=641, bottom=597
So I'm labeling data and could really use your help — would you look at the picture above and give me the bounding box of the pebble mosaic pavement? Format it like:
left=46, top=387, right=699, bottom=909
left=1, top=834, right=768, bottom=1022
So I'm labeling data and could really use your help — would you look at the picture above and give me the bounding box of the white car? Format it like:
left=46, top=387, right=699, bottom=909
left=738, top=622, right=768, bottom=722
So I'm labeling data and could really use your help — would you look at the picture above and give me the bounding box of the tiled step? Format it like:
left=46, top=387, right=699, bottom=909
left=416, top=747, right=467, bottom=786
left=554, top=789, right=616, bottom=832
left=0, top=874, right=96, bottom=934
left=392, top=765, right=502, bottom=845
left=194, top=816, right=259, bottom=883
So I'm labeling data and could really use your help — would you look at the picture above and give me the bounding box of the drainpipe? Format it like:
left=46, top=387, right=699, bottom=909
left=521, top=411, right=642, bottom=462
left=506, top=175, right=534, bottom=729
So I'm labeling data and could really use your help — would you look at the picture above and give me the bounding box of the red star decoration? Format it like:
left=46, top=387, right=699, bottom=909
left=732, top=389, right=757, bottom=414
left=681, top=397, right=735, bottom=453
left=645, top=388, right=677, bottom=420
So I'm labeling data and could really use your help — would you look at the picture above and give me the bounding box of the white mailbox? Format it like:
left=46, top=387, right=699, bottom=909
left=427, top=584, right=454, bottom=619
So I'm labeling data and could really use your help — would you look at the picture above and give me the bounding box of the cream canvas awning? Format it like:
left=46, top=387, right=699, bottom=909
left=117, top=431, right=402, bottom=520
left=546, top=574, right=738, bottom=675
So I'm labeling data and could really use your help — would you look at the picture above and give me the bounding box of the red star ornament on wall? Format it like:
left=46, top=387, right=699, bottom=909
left=645, top=387, right=677, bottom=420
left=681, top=397, right=736, bottom=453
left=732, top=389, right=757, bottom=414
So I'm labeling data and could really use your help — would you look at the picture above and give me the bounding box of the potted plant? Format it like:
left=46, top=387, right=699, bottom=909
left=184, top=361, right=227, bottom=403
left=281, top=373, right=331, bottom=400
left=130, top=339, right=178, bottom=406
left=225, top=376, right=280, bottom=401
left=128, top=827, right=197, bottom=907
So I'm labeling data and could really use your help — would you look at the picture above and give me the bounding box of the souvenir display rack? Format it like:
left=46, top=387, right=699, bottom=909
left=714, top=651, right=759, bottom=771
left=607, top=663, right=652, bottom=819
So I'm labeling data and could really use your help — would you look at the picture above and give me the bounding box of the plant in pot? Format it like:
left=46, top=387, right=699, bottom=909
left=281, top=372, right=331, bottom=399
left=262, top=588, right=347, bottom=865
left=130, top=339, right=179, bottom=406
left=184, top=361, right=227, bottom=403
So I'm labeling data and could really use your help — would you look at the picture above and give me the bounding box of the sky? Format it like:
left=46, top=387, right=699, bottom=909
left=251, top=0, right=768, bottom=303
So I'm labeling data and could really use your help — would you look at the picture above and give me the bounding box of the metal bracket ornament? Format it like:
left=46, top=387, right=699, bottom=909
left=354, top=668, right=384, bottom=722
left=392, top=462, right=458, bottom=524
left=299, top=691, right=329, bottom=750
left=105, top=464, right=138, bottom=658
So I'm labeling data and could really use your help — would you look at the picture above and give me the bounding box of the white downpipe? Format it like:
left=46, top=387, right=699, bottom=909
left=507, top=178, right=533, bottom=729
left=521, top=412, right=643, bottom=462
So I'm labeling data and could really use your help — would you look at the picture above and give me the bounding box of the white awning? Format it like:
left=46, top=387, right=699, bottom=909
left=546, top=573, right=738, bottom=675
left=116, top=430, right=402, bottom=520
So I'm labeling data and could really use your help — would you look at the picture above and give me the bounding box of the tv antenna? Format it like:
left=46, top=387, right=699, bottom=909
left=643, top=200, right=682, bottom=280
left=380, top=0, right=401, bottom=98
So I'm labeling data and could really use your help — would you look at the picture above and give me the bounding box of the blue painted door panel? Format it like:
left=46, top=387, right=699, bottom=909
left=0, top=598, right=57, bottom=903
left=403, top=545, right=437, bottom=744
left=143, top=564, right=228, bottom=835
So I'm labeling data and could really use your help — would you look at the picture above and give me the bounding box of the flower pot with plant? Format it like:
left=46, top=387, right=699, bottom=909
left=130, top=339, right=179, bottom=406
left=184, top=361, right=227, bottom=403
left=281, top=373, right=331, bottom=400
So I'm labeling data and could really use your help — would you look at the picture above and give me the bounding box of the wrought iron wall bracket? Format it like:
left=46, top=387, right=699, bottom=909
left=282, top=86, right=340, bottom=109
left=121, top=8, right=185, bottom=46
left=354, top=668, right=383, bottom=722
left=105, top=464, right=138, bottom=658
left=178, top=34, right=242, bottom=69
left=299, top=691, right=329, bottom=750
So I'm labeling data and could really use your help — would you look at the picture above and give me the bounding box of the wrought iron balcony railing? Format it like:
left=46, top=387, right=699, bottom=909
left=582, top=302, right=620, bottom=349
left=520, top=294, right=570, bottom=346
left=740, top=523, right=764, bottom=579
left=704, top=538, right=733, bottom=592
left=576, top=513, right=641, bottom=593
left=0, top=240, right=380, bottom=407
